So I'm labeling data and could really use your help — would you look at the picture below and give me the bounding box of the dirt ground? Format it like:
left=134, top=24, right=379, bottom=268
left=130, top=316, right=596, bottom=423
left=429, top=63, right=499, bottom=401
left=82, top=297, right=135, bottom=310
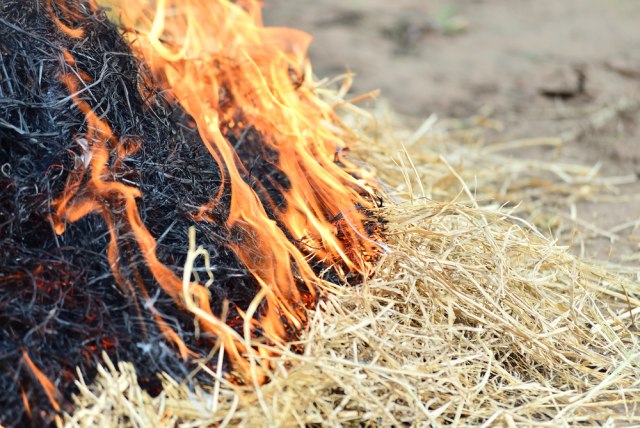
left=264, top=0, right=640, bottom=264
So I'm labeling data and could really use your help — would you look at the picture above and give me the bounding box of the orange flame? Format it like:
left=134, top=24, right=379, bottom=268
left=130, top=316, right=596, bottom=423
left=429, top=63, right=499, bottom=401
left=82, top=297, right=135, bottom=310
left=49, top=0, right=380, bottom=381
left=22, top=350, right=62, bottom=413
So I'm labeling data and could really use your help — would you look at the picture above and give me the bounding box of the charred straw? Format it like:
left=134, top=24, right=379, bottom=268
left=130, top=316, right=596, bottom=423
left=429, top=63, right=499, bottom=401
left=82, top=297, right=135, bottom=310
left=0, top=1, right=380, bottom=425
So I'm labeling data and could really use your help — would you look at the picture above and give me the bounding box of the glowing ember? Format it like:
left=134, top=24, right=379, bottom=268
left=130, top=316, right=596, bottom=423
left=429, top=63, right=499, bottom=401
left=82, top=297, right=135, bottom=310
left=0, top=0, right=382, bottom=423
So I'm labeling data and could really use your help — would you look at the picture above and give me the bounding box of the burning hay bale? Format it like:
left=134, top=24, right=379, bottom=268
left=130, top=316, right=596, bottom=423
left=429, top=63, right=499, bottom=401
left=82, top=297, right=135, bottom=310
left=1, top=0, right=380, bottom=425
left=2, top=0, right=640, bottom=427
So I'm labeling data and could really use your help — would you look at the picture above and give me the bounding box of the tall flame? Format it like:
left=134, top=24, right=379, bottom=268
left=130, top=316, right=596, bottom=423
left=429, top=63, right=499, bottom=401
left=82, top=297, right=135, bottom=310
left=49, top=0, right=380, bottom=380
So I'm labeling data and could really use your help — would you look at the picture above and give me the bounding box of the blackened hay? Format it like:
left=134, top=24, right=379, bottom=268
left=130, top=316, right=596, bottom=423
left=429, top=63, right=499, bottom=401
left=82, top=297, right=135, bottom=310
left=0, top=1, right=374, bottom=425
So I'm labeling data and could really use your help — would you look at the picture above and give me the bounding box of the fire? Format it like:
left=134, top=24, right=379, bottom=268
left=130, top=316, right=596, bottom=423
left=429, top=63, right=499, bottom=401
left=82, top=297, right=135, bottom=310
left=21, top=350, right=61, bottom=413
left=48, top=0, right=380, bottom=382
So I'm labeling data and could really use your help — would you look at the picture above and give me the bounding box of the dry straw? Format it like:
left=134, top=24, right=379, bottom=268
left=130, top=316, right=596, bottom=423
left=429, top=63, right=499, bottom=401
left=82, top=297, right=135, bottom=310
left=64, top=82, right=640, bottom=427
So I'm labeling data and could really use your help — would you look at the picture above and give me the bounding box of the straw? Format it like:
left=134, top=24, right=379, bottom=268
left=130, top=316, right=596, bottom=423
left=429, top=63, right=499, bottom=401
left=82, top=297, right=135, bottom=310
left=64, top=97, right=640, bottom=426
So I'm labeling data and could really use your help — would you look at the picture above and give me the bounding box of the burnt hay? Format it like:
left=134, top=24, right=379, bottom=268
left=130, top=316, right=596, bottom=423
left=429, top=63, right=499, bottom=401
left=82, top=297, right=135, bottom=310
left=0, top=1, right=346, bottom=425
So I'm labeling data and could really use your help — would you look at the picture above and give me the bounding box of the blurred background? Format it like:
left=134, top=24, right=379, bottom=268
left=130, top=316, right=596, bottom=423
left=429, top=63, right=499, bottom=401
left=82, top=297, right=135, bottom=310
left=264, top=0, right=640, bottom=262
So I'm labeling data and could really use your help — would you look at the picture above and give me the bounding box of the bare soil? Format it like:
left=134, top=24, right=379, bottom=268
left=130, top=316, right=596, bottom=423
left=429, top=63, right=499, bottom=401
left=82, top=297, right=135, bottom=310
left=265, top=0, right=640, bottom=264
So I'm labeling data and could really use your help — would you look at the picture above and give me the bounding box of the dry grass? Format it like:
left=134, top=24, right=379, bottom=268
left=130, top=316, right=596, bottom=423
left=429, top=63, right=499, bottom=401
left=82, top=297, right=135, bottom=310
left=345, top=101, right=639, bottom=263
left=63, top=93, right=640, bottom=427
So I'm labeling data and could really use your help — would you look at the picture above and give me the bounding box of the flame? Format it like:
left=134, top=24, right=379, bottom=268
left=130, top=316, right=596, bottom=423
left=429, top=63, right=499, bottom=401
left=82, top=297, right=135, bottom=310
left=22, top=350, right=62, bottom=413
left=49, top=0, right=380, bottom=381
